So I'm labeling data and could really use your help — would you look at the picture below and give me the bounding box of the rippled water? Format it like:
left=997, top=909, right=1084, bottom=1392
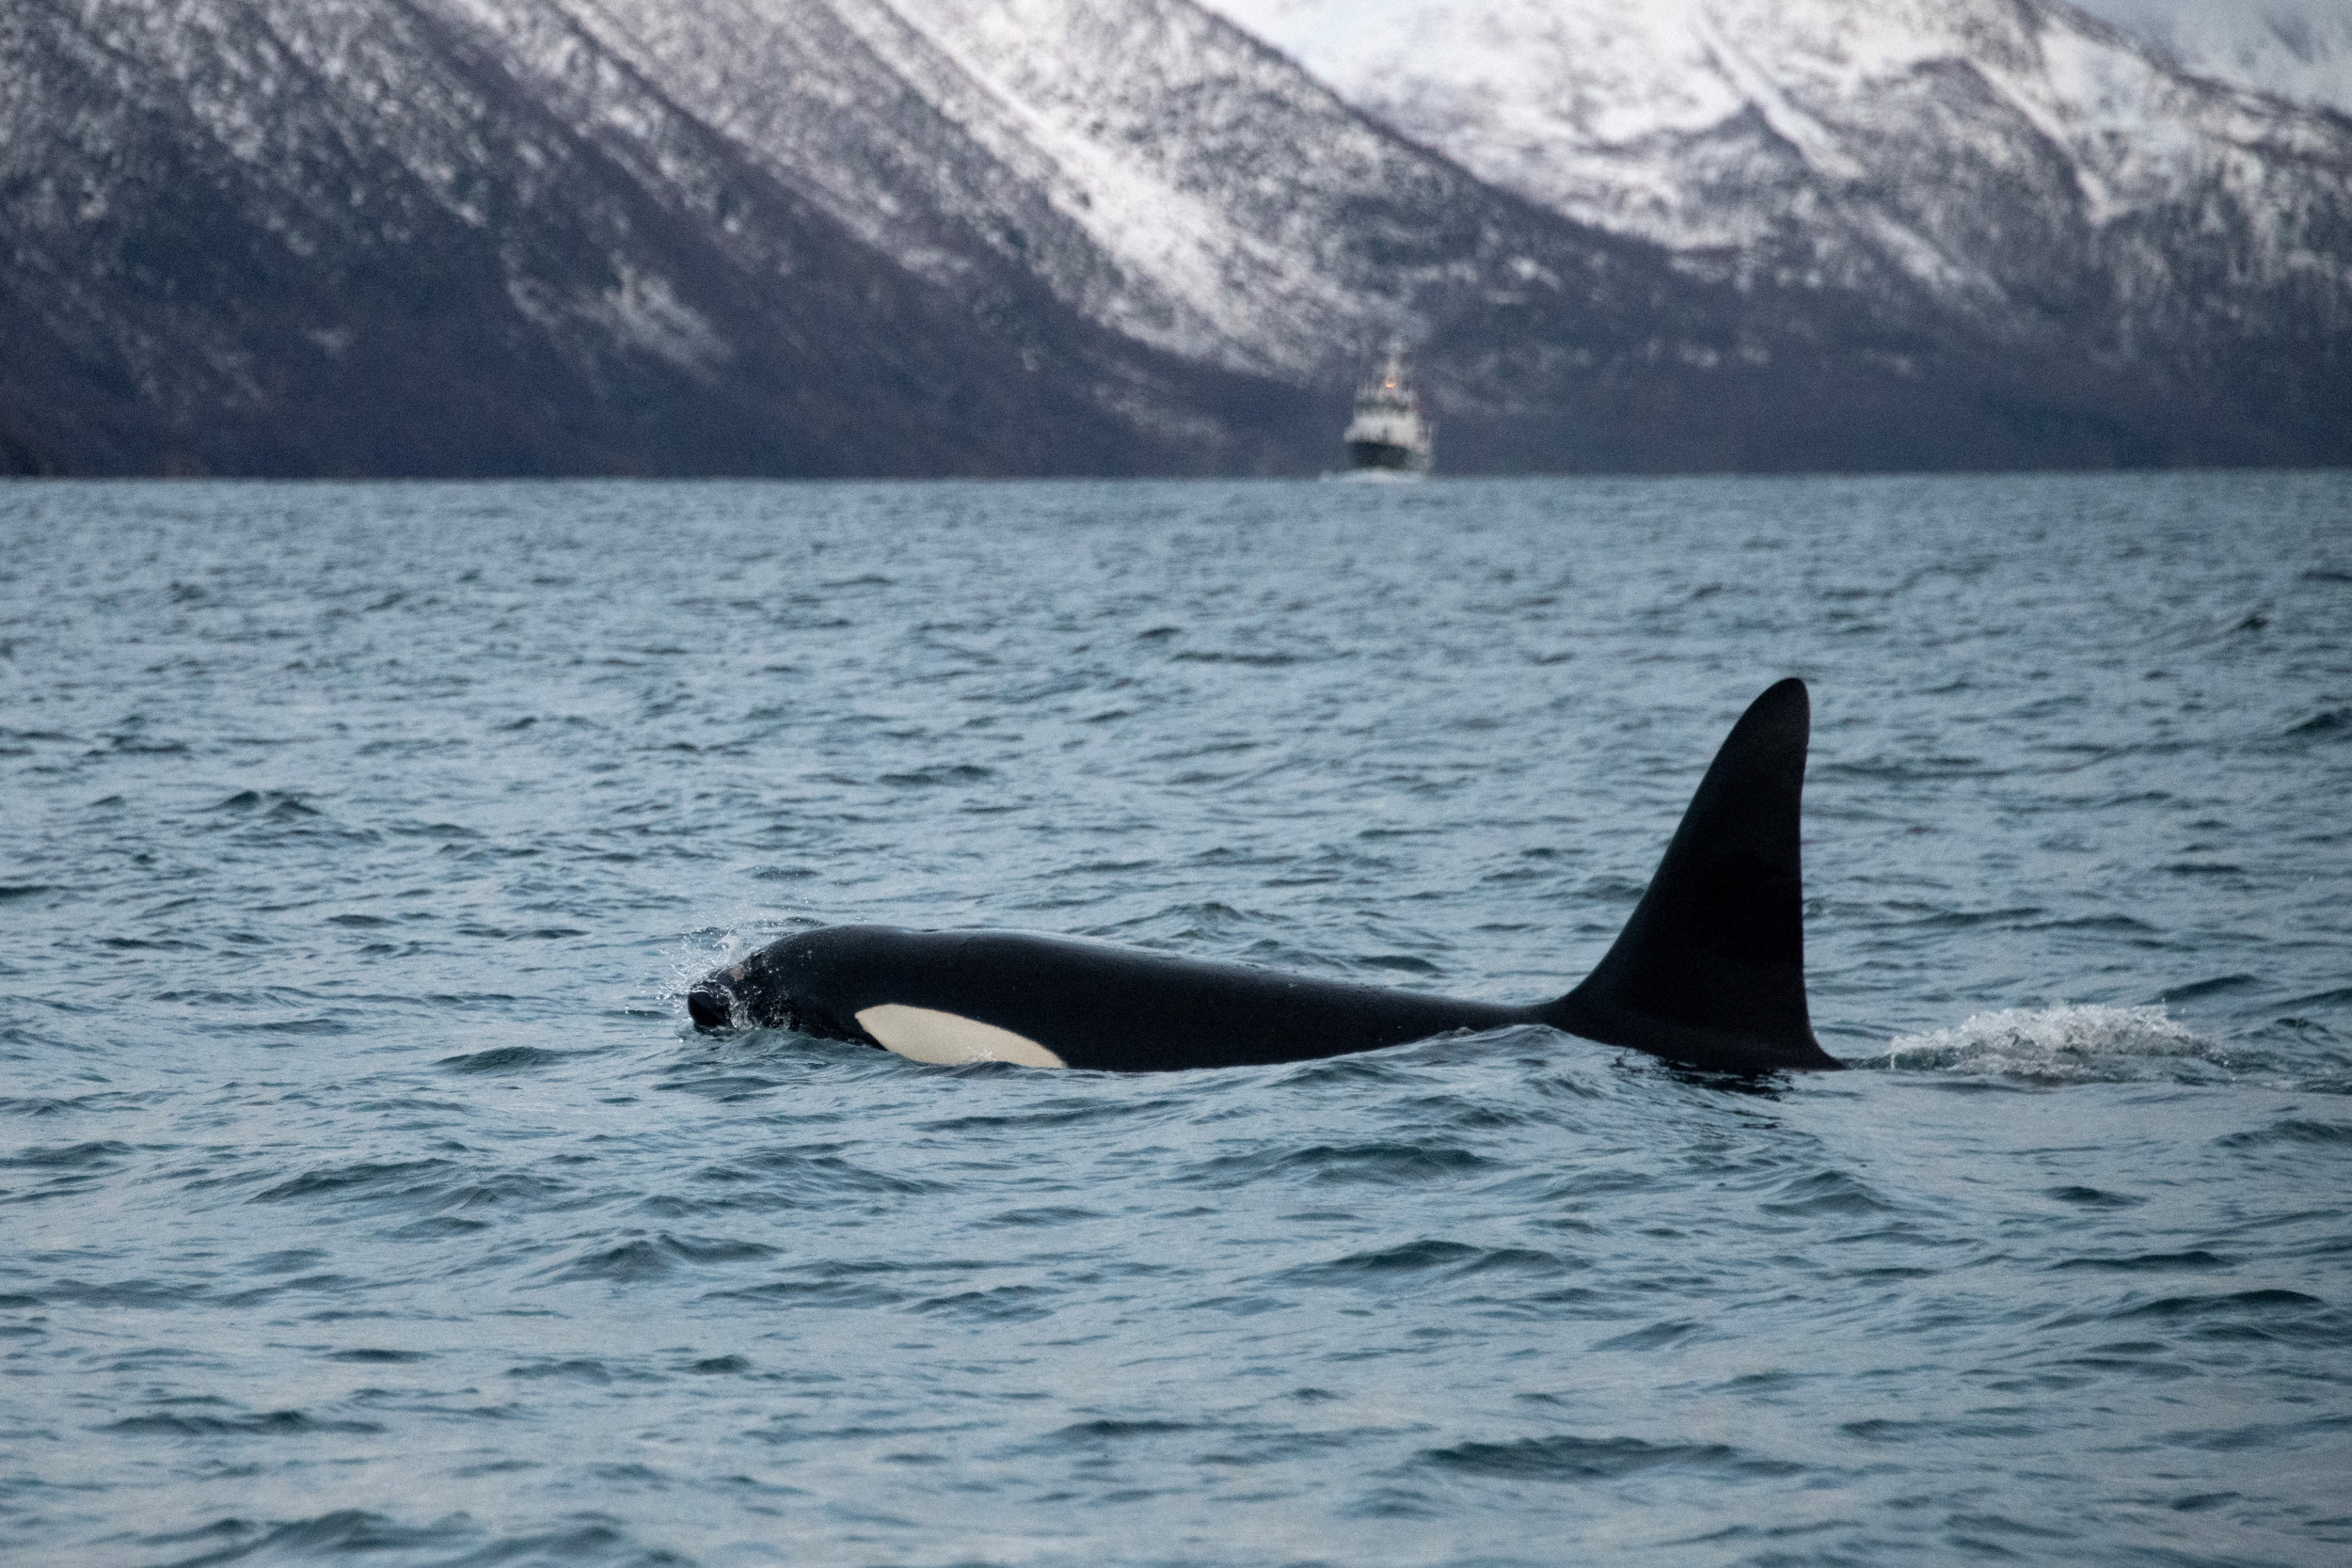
left=4, top=473, right=2349, bottom=1567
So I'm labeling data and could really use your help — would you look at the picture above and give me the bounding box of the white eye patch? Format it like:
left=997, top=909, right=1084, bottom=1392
left=854, top=1004, right=1067, bottom=1069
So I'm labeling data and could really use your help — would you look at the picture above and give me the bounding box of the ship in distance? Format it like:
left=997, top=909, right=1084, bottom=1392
left=1341, top=341, right=1434, bottom=478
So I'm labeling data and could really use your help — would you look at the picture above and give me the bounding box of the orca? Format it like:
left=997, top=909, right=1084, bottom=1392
left=687, top=678, right=1842, bottom=1074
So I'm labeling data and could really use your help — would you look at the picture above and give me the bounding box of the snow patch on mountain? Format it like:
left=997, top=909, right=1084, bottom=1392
left=1204, top=0, right=2352, bottom=326
left=850, top=0, right=1370, bottom=372
left=428, top=0, right=1461, bottom=377
left=2072, top=0, right=2352, bottom=114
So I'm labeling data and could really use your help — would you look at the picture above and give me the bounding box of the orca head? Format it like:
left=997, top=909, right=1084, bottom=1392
left=687, top=963, right=757, bottom=1034
left=685, top=927, right=892, bottom=1040
left=686, top=933, right=813, bottom=1033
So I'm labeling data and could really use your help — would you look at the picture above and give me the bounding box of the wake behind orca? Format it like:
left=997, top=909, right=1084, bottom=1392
left=688, top=678, right=1842, bottom=1074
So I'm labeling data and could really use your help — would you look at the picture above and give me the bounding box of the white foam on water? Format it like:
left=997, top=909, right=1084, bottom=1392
left=1883, top=1003, right=2226, bottom=1083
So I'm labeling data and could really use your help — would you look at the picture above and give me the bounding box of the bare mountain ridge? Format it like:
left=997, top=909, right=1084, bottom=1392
left=3, top=0, right=2345, bottom=475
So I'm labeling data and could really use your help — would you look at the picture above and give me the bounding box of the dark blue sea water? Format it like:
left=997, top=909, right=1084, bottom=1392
left=3, top=473, right=2349, bottom=1567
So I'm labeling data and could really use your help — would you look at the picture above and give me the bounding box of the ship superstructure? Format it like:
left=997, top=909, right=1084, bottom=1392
left=1343, top=341, right=1435, bottom=476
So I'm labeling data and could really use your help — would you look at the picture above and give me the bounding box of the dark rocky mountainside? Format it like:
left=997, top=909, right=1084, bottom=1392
left=4, top=0, right=2345, bottom=476
left=1, top=0, right=1291, bottom=476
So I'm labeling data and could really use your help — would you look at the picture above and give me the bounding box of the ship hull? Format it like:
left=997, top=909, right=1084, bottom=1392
left=1347, top=439, right=1428, bottom=473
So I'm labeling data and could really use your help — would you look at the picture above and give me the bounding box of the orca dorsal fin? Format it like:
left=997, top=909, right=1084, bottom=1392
left=1546, top=678, right=1840, bottom=1072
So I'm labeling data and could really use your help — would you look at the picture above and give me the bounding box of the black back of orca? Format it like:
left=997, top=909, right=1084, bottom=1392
left=688, top=679, right=1841, bottom=1074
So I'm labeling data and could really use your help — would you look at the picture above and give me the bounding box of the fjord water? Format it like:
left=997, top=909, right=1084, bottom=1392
left=3, top=473, right=2348, bottom=1567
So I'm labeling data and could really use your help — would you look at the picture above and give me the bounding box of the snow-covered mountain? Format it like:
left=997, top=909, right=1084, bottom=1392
left=2, top=0, right=1702, bottom=472
left=1205, top=0, right=2352, bottom=338
left=2074, top=0, right=2352, bottom=115
left=437, top=0, right=1522, bottom=380
left=1, top=0, right=1251, bottom=475
left=3, top=0, right=2346, bottom=475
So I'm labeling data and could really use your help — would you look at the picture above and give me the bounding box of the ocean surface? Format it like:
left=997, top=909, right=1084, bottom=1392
left=3, top=472, right=2348, bottom=1567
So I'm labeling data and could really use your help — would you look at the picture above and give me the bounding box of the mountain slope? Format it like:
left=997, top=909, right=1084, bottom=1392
left=448, top=0, right=1716, bottom=381
left=0, top=0, right=1849, bottom=474
left=4, top=0, right=2346, bottom=475
left=1206, top=0, right=2352, bottom=461
left=2073, top=0, right=2352, bottom=115
left=0, top=0, right=1315, bottom=475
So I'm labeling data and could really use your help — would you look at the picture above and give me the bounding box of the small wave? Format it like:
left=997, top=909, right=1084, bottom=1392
left=2044, top=1185, right=2145, bottom=1209
left=2214, top=1118, right=2352, bottom=1148
left=1276, top=1241, right=1565, bottom=1285
left=551, top=1233, right=777, bottom=1283
left=2049, top=1250, right=2229, bottom=1273
left=140, top=1511, right=616, bottom=1567
left=1183, top=1142, right=1497, bottom=1188
left=505, top=1358, right=618, bottom=1383
left=920, top=1100, right=1148, bottom=1134
left=1760, top=1169, right=1896, bottom=1216
left=249, top=1159, right=453, bottom=1204
left=454, top=924, right=587, bottom=941
left=879, top=763, right=994, bottom=786
left=708, top=1277, right=912, bottom=1310
left=108, top=1410, right=386, bottom=1437
left=1590, top=1320, right=1704, bottom=1352
left=910, top=1283, right=1056, bottom=1322
left=212, top=789, right=316, bottom=816
left=973, top=1205, right=1108, bottom=1228
left=723, top=1143, right=946, bottom=1196
left=31, top=1278, right=202, bottom=1309
left=437, top=1045, right=568, bottom=1073
left=1422, top=1433, right=1800, bottom=1481
left=2106, top=1289, right=2336, bottom=1344
left=1883, top=1004, right=2233, bottom=1083
left=1170, top=650, right=1305, bottom=666
left=2161, top=974, right=2259, bottom=1002
left=0, top=1139, right=131, bottom=1169
left=1045, top=1418, right=1197, bottom=1445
